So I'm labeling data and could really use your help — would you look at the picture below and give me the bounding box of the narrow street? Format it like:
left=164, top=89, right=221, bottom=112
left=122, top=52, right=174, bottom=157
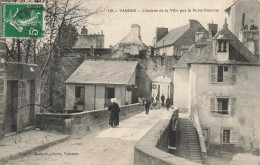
left=5, top=108, right=173, bottom=165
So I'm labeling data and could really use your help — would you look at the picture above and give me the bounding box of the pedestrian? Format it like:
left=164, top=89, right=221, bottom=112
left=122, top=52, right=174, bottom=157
left=108, top=98, right=120, bottom=127
left=161, top=94, right=165, bottom=106
left=156, top=94, right=160, bottom=109
left=144, top=97, right=151, bottom=115
left=166, top=97, right=171, bottom=111
left=150, top=96, right=154, bottom=110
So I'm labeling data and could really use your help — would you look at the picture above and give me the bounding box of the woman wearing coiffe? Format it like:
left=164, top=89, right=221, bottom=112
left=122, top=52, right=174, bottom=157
left=108, top=98, right=120, bottom=127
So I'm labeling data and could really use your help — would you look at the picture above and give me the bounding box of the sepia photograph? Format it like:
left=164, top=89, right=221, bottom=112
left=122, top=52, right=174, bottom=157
left=0, top=0, right=260, bottom=164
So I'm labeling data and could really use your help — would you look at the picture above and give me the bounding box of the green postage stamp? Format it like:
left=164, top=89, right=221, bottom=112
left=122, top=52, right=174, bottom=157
left=1, top=3, right=44, bottom=38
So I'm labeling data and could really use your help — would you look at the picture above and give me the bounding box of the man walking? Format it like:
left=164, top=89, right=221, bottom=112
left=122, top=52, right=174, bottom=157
left=161, top=94, right=165, bottom=106
left=144, top=97, right=151, bottom=115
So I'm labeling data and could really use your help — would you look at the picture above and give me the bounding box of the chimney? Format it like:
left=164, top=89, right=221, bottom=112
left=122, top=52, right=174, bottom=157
left=208, top=21, right=218, bottom=37
left=239, top=25, right=259, bottom=57
left=80, top=26, right=88, bottom=35
left=223, top=18, right=228, bottom=29
left=241, top=13, right=245, bottom=30
left=131, top=24, right=141, bottom=39
left=156, top=27, right=168, bottom=42
left=189, top=19, right=197, bottom=28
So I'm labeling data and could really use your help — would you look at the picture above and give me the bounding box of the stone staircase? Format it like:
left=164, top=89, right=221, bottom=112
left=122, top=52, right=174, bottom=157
left=185, top=119, right=202, bottom=163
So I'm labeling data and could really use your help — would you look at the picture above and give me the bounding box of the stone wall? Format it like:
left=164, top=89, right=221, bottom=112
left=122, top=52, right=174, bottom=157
left=134, top=118, right=200, bottom=165
left=0, top=62, right=41, bottom=138
left=36, top=103, right=143, bottom=137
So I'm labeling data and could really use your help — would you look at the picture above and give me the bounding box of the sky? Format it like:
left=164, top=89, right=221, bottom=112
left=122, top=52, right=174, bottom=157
left=83, top=0, right=234, bottom=47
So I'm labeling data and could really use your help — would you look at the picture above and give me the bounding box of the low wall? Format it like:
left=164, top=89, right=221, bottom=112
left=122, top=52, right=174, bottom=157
left=36, top=103, right=143, bottom=137
left=134, top=118, right=200, bottom=165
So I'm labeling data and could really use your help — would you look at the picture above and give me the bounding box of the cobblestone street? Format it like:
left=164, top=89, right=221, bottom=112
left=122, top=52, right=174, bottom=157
left=5, top=108, right=173, bottom=165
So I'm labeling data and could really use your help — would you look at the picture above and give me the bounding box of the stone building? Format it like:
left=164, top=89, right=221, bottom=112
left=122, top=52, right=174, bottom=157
left=0, top=39, right=41, bottom=137
left=154, top=20, right=210, bottom=57
left=112, top=24, right=148, bottom=58
left=73, top=26, right=105, bottom=49
left=174, top=21, right=260, bottom=152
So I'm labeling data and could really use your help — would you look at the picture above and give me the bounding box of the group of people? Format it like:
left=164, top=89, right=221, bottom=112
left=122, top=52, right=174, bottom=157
left=142, top=94, right=172, bottom=115
left=108, top=94, right=172, bottom=128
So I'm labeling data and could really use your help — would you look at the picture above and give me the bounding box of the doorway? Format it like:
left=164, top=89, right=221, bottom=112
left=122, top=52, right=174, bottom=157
left=5, top=81, right=18, bottom=133
left=105, top=86, right=115, bottom=106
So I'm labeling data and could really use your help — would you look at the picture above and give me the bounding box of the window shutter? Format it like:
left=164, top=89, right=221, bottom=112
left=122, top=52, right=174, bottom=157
left=210, top=97, right=216, bottom=114
left=230, top=65, right=237, bottom=83
left=230, top=131, right=239, bottom=144
left=230, top=97, right=236, bottom=116
left=210, top=65, right=217, bottom=83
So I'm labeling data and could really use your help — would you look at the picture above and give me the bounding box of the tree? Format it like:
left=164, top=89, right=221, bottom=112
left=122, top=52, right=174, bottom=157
left=4, top=0, right=105, bottom=111
left=48, top=23, right=78, bottom=110
left=39, top=0, right=105, bottom=110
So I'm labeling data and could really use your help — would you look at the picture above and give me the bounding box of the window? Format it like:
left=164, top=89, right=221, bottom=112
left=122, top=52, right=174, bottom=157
left=218, top=40, right=227, bottom=52
left=217, top=98, right=229, bottom=114
left=217, top=66, right=224, bottom=82
left=222, top=129, right=240, bottom=144
left=224, top=66, right=228, bottom=72
left=75, top=86, right=84, bottom=105
left=217, top=66, right=229, bottom=82
left=105, top=87, right=115, bottom=99
left=222, top=129, right=231, bottom=144
left=210, top=65, right=237, bottom=83
left=210, top=97, right=236, bottom=115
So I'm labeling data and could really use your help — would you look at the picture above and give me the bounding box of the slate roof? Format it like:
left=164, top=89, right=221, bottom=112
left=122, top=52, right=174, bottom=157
left=176, top=25, right=259, bottom=67
left=65, top=60, right=138, bottom=85
left=156, top=24, right=190, bottom=48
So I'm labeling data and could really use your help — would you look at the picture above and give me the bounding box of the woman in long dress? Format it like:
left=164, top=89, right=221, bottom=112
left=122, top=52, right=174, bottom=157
left=108, top=98, right=120, bottom=127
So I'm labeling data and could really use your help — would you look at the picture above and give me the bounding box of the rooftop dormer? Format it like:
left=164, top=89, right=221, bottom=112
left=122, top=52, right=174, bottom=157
left=213, top=19, right=230, bottom=62
left=215, top=39, right=229, bottom=61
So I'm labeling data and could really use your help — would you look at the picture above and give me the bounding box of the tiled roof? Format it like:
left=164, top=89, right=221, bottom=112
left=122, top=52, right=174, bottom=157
left=176, top=26, right=259, bottom=67
left=65, top=60, right=138, bottom=84
left=156, top=24, right=190, bottom=48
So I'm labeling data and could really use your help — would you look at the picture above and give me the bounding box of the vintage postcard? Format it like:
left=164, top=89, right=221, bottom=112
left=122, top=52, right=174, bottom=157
left=0, top=0, right=260, bottom=164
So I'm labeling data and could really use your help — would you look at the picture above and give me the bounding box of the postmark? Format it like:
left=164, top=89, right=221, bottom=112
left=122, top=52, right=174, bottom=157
left=1, top=3, right=44, bottom=38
